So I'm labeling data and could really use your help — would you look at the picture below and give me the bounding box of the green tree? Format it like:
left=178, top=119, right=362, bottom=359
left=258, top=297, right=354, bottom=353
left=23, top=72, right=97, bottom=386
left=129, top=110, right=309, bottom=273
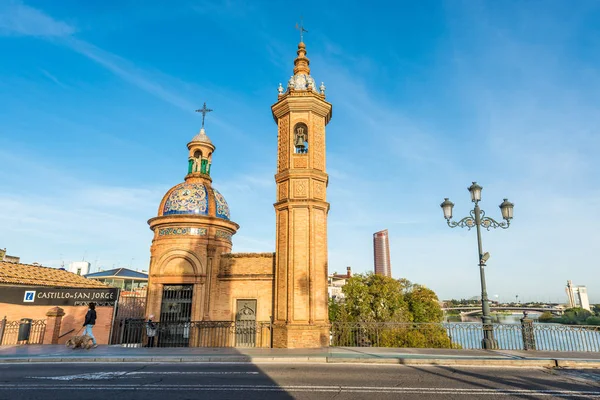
left=585, top=316, right=600, bottom=326
left=330, top=273, right=451, bottom=348
left=405, top=284, right=444, bottom=323
left=557, top=308, right=593, bottom=325
left=538, top=311, right=554, bottom=323
left=341, top=273, right=411, bottom=323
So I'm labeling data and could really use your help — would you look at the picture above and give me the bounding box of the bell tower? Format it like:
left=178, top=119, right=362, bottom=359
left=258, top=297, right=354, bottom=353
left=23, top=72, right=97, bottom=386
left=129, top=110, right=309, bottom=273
left=271, top=39, right=332, bottom=348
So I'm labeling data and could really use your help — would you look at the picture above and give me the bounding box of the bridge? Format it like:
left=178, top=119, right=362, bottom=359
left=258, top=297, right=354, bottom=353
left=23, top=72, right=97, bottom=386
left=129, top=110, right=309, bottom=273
left=442, top=306, right=564, bottom=316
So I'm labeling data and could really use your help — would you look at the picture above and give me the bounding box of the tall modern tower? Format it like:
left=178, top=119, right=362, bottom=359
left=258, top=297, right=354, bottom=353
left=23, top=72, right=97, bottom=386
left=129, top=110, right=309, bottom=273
left=373, top=229, right=392, bottom=277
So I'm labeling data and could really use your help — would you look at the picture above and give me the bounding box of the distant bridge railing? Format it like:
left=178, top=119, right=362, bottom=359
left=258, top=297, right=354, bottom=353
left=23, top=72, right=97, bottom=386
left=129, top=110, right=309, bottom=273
left=330, top=322, right=600, bottom=352
left=442, top=307, right=564, bottom=315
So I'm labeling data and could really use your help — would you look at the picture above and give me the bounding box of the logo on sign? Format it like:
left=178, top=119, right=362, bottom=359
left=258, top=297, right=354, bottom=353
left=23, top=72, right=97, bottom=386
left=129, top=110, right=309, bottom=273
left=23, top=291, right=36, bottom=302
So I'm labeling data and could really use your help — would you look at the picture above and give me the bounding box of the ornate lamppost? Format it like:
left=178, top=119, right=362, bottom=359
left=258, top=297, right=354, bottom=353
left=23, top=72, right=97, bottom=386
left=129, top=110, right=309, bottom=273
left=440, top=182, right=514, bottom=350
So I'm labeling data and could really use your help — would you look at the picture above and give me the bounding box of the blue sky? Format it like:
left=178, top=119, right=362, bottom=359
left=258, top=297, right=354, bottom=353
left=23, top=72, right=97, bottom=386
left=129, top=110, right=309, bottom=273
left=1, top=0, right=599, bottom=303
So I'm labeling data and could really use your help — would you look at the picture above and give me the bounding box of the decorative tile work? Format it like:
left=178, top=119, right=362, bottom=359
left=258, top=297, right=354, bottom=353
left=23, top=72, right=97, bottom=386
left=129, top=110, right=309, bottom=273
left=313, top=181, right=325, bottom=200
left=293, top=155, right=308, bottom=168
left=278, top=182, right=288, bottom=201
left=212, top=188, right=230, bottom=220
left=312, top=117, right=325, bottom=171
left=163, top=183, right=208, bottom=216
left=158, top=227, right=207, bottom=236
left=215, top=230, right=232, bottom=241
left=278, top=115, right=290, bottom=172
left=287, top=74, right=319, bottom=93
left=293, top=179, right=308, bottom=198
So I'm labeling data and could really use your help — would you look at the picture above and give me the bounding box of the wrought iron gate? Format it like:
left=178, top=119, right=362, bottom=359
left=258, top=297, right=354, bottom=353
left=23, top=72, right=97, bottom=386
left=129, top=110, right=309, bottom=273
left=235, top=299, right=257, bottom=347
left=111, top=290, right=146, bottom=345
left=159, top=285, right=193, bottom=347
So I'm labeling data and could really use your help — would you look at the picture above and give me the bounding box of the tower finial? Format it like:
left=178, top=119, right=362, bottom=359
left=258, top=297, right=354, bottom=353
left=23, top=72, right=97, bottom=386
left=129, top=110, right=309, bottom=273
left=293, top=42, right=310, bottom=76
left=295, top=17, right=308, bottom=43
left=195, top=102, right=213, bottom=129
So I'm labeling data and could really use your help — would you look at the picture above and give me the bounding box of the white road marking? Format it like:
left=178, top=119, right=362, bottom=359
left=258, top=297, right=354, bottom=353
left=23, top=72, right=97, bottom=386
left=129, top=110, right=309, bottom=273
left=1, top=384, right=599, bottom=396
left=26, top=371, right=259, bottom=380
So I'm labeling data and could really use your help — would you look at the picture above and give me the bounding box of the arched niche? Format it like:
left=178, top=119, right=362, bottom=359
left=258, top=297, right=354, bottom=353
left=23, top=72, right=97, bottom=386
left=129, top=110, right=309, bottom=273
left=156, top=249, right=205, bottom=277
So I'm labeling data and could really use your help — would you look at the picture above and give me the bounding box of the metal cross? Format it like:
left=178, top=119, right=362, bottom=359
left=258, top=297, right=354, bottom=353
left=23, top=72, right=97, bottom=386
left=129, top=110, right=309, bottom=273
left=295, top=17, right=308, bottom=43
left=195, top=102, right=213, bottom=129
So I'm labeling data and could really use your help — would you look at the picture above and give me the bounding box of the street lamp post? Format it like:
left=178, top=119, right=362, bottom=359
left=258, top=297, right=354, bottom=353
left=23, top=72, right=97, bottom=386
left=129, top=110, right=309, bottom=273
left=440, top=182, right=514, bottom=350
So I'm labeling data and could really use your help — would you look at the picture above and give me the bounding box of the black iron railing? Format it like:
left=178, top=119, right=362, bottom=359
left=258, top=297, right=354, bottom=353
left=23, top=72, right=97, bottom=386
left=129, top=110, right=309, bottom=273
left=330, top=322, right=600, bottom=351
left=0, top=317, right=46, bottom=345
left=118, top=320, right=272, bottom=348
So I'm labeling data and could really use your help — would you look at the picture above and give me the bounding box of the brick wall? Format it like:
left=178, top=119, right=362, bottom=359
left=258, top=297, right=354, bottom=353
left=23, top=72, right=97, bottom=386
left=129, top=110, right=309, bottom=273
left=210, top=253, right=275, bottom=321
left=0, top=303, right=115, bottom=344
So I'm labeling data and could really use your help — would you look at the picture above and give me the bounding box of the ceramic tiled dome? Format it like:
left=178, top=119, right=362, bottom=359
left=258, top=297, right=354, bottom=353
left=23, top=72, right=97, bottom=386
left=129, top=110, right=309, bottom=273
left=160, top=182, right=230, bottom=220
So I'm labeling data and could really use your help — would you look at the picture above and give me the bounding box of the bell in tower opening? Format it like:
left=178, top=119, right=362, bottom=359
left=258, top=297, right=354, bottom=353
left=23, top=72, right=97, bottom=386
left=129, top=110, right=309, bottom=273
left=294, top=122, right=308, bottom=154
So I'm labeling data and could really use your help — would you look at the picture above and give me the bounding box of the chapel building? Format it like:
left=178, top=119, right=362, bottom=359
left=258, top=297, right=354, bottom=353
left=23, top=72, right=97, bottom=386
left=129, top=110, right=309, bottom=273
left=145, top=40, right=332, bottom=348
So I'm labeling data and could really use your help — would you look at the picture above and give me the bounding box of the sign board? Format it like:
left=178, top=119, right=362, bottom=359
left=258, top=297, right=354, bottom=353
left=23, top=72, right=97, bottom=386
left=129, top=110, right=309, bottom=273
left=0, top=286, right=120, bottom=306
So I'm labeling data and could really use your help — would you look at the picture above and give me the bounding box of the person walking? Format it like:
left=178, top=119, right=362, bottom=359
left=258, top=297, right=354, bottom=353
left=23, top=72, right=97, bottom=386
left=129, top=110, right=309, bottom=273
left=83, top=302, right=98, bottom=348
left=145, top=314, right=157, bottom=348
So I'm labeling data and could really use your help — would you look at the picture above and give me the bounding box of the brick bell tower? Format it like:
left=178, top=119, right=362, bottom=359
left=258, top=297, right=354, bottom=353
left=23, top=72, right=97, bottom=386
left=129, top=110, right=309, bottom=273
left=271, top=39, right=333, bottom=348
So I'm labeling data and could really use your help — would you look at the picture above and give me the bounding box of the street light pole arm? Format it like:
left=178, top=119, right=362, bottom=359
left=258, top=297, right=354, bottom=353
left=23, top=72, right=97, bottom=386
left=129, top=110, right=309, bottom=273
left=446, top=209, right=477, bottom=230
left=480, top=214, right=510, bottom=230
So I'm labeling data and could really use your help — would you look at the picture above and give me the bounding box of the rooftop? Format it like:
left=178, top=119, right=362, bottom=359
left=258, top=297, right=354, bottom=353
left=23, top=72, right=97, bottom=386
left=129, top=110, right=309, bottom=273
left=85, top=268, right=148, bottom=280
left=0, top=261, right=108, bottom=288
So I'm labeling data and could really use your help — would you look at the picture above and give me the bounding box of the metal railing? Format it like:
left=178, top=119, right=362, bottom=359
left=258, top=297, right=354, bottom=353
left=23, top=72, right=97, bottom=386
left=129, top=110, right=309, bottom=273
left=331, top=322, right=600, bottom=352
left=118, top=320, right=272, bottom=348
left=0, top=318, right=46, bottom=345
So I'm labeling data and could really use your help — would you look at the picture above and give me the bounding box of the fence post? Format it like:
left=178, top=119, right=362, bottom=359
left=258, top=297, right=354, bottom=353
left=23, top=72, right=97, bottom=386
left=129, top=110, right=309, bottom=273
left=520, top=312, right=536, bottom=351
left=43, top=307, right=65, bottom=344
left=0, top=316, right=6, bottom=345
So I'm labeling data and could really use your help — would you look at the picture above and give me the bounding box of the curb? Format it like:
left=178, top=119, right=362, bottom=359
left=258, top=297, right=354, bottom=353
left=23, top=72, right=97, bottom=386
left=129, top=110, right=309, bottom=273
left=326, top=358, right=557, bottom=368
left=556, top=360, right=600, bottom=368
left=1, top=356, right=599, bottom=368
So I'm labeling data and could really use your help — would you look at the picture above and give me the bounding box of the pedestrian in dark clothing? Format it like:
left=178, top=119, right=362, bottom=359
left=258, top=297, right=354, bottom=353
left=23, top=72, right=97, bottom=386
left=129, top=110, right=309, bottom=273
left=145, top=314, right=157, bottom=348
left=83, top=302, right=98, bottom=348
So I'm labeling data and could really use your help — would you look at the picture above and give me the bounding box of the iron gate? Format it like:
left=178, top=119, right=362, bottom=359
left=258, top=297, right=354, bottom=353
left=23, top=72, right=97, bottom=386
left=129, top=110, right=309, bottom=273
left=235, top=299, right=257, bottom=347
left=111, top=290, right=146, bottom=345
left=159, top=285, right=193, bottom=347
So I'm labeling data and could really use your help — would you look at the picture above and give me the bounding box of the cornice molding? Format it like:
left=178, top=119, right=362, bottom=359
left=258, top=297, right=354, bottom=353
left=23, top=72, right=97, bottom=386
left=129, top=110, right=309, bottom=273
left=271, top=94, right=332, bottom=124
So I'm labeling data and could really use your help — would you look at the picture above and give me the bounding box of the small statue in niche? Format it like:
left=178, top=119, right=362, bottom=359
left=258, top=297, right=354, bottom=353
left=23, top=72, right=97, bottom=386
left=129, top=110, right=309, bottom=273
left=294, top=123, right=308, bottom=154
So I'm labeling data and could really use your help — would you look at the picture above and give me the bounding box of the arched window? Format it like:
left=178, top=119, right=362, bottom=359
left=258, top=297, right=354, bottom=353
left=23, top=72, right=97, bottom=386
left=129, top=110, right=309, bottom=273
left=293, top=122, right=308, bottom=154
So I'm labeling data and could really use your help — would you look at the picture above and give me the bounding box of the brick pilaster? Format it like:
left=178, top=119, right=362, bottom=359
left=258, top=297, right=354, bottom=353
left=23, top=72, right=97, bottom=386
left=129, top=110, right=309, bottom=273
left=42, top=307, right=65, bottom=344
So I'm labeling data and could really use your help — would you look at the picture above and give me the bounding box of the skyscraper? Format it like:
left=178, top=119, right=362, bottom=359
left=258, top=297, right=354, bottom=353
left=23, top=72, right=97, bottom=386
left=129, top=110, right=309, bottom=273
left=373, top=229, right=392, bottom=277
left=566, top=280, right=591, bottom=311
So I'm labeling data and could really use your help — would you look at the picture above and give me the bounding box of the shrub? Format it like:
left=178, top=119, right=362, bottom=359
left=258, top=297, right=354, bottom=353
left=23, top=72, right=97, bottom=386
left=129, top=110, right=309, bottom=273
left=584, top=316, right=600, bottom=326
left=538, top=311, right=554, bottom=323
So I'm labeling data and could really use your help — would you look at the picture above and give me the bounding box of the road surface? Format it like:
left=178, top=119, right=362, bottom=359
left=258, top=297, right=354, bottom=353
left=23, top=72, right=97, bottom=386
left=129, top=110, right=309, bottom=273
left=0, top=362, right=598, bottom=399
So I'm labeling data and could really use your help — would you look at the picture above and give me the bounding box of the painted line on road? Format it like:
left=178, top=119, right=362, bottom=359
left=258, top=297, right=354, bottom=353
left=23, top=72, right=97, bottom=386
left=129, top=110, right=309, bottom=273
left=26, top=371, right=260, bottom=380
left=0, top=384, right=598, bottom=397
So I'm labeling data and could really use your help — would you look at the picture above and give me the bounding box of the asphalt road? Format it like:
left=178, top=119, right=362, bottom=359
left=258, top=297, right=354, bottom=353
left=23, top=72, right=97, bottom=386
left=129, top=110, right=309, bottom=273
left=0, top=362, right=599, bottom=399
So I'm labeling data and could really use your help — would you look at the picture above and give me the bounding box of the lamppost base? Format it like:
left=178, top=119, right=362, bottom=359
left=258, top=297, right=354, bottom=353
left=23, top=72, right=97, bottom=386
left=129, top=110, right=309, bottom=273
left=481, top=338, right=499, bottom=350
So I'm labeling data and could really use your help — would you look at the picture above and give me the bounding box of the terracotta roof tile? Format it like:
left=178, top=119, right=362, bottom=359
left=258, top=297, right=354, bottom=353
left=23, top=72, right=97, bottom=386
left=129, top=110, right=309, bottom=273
left=0, top=261, right=108, bottom=288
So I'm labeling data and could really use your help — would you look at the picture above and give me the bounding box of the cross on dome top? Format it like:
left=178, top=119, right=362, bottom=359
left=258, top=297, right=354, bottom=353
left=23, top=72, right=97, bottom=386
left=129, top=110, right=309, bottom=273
left=195, top=102, right=213, bottom=129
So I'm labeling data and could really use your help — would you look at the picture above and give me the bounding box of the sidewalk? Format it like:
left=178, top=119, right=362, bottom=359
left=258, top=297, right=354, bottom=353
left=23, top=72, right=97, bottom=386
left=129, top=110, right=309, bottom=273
left=1, top=345, right=600, bottom=368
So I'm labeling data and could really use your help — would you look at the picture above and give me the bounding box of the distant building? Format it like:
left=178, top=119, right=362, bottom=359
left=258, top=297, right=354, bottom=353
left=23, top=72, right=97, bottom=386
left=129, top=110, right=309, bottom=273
left=566, top=280, right=591, bottom=311
left=0, top=248, right=20, bottom=264
left=373, top=229, right=391, bottom=277
left=328, top=267, right=352, bottom=300
left=69, top=261, right=90, bottom=276
left=85, top=268, right=148, bottom=292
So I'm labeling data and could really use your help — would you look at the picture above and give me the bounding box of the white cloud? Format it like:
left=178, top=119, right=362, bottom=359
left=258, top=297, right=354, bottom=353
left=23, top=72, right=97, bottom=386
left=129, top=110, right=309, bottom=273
left=0, top=0, right=75, bottom=37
